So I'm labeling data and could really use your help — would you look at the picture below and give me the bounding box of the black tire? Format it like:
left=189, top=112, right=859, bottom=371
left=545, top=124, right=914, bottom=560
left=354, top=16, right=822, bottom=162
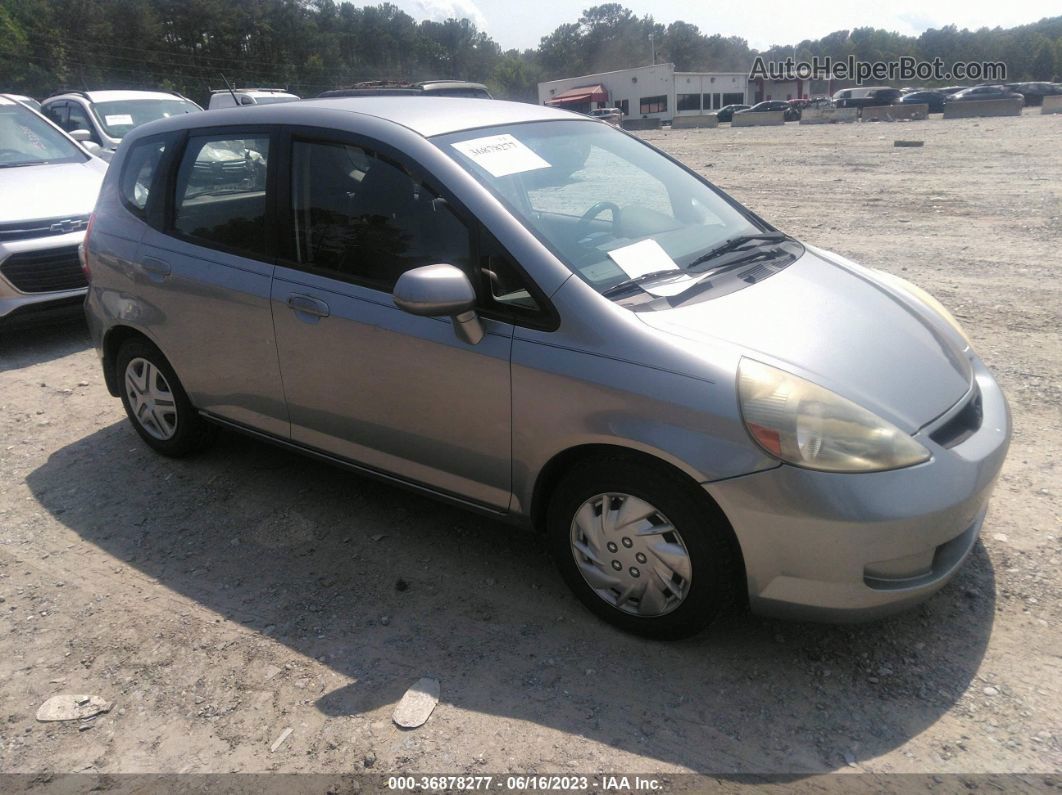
left=116, top=338, right=216, bottom=457
left=547, top=455, right=741, bottom=639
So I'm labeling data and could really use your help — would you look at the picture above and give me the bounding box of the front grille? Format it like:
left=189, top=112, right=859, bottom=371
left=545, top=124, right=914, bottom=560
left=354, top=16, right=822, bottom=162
left=930, top=384, right=983, bottom=449
left=0, top=246, right=86, bottom=293
left=0, top=215, right=89, bottom=242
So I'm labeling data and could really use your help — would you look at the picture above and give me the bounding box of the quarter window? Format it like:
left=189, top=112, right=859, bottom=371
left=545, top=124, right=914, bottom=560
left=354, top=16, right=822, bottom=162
left=290, top=139, right=471, bottom=290
left=120, top=138, right=168, bottom=214
left=172, top=135, right=270, bottom=259
left=639, top=95, right=667, bottom=114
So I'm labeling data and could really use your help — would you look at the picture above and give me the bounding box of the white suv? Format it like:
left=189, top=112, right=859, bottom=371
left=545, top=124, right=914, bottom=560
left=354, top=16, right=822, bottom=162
left=41, top=90, right=201, bottom=162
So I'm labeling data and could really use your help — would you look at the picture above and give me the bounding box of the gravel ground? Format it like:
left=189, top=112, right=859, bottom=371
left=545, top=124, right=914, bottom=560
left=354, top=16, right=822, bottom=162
left=0, top=109, right=1059, bottom=781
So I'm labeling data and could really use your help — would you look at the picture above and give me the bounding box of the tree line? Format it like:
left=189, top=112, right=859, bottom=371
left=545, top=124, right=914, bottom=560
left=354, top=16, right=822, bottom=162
left=1, top=0, right=1060, bottom=105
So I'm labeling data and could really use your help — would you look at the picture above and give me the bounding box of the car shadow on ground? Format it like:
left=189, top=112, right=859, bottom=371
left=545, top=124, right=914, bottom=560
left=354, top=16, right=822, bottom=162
left=0, top=316, right=91, bottom=372
left=27, top=421, right=997, bottom=774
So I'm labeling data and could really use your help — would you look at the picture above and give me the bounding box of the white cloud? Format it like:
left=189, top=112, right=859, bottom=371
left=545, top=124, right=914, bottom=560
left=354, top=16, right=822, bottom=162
left=403, top=0, right=489, bottom=31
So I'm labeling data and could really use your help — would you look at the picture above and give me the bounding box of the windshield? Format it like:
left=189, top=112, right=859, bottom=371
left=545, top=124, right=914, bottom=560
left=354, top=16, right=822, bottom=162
left=0, top=101, right=86, bottom=167
left=436, top=120, right=771, bottom=297
left=91, top=98, right=200, bottom=138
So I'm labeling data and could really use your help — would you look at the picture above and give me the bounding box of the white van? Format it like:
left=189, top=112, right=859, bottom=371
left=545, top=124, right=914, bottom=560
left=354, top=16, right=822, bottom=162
left=207, top=88, right=300, bottom=110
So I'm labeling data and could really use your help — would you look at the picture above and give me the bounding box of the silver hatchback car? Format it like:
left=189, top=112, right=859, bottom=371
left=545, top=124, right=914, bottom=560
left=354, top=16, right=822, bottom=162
left=84, top=98, right=1010, bottom=638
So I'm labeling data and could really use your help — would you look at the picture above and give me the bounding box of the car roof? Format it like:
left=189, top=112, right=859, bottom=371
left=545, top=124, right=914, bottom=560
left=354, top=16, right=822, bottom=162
left=51, top=90, right=186, bottom=103
left=161, top=96, right=581, bottom=138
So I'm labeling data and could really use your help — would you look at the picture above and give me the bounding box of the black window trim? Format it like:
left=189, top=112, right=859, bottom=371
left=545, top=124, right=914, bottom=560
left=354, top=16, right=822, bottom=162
left=163, top=125, right=280, bottom=265
left=275, top=124, right=559, bottom=332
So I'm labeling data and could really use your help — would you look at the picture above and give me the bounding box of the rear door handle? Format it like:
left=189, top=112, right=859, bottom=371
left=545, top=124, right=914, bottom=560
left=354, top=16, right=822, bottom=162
left=287, top=293, right=330, bottom=318
left=140, top=256, right=171, bottom=279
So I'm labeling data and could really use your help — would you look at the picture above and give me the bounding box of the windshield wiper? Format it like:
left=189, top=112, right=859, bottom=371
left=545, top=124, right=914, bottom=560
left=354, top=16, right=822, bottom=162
left=687, top=232, right=788, bottom=271
left=0, top=160, right=49, bottom=169
left=602, top=268, right=687, bottom=298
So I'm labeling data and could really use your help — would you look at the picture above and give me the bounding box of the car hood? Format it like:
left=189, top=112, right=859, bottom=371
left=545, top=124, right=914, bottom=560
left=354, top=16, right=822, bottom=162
left=0, top=159, right=107, bottom=224
left=637, top=247, right=972, bottom=432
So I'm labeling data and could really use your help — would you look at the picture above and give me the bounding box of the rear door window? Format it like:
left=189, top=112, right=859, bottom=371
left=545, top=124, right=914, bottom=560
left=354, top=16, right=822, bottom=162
left=172, top=134, right=271, bottom=259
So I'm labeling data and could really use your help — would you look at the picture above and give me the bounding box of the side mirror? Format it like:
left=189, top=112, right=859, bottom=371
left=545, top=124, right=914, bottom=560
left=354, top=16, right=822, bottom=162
left=69, top=129, right=93, bottom=142
left=81, top=141, right=103, bottom=157
left=393, top=264, right=484, bottom=345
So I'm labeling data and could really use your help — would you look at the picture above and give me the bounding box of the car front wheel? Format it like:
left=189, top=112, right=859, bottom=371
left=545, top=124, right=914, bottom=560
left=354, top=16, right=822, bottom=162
left=548, top=455, right=741, bottom=639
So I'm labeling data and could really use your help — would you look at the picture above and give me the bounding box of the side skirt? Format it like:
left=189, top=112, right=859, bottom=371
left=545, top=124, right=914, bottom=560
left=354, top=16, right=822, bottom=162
left=199, top=411, right=525, bottom=526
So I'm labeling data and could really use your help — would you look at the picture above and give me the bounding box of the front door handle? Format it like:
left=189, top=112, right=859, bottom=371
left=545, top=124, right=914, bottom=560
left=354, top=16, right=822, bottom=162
left=287, top=293, right=330, bottom=318
left=140, top=256, right=171, bottom=280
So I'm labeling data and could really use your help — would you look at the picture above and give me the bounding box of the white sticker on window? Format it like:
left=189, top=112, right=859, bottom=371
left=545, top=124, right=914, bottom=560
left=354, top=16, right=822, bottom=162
left=606, top=238, right=697, bottom=296
left=105, top=114, right=133, bottom=126
left=451, top=134, right=550, bottom=178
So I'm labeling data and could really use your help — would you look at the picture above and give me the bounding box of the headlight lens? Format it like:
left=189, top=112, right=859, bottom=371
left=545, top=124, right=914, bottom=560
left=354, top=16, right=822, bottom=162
left=738, top=358, right=931, bottom=473
left=870, top=269, right=972, bottom=347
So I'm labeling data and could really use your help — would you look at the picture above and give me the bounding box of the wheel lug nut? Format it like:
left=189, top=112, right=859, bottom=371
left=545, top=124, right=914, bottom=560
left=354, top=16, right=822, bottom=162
left=621, top=537, right=633, bottom=548
left=611, top=560, right=622, bottom=571
left=635, top=553, right=646, bottom=564
left=629, top=567, right=640, bottom=578
left=606, top=542, right=618, bottom=553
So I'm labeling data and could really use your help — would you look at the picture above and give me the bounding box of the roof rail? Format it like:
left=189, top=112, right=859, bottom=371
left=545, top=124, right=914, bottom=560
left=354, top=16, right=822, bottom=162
left=46, top=89, right=91, bottom=100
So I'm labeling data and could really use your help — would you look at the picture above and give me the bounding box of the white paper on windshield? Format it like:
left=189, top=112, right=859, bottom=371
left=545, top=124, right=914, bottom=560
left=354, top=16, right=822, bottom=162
left=105, top=114, right=133, bottom=126
left=451, top=134, right=550, bottom=178
left=606, top=239, right=698, bottom=296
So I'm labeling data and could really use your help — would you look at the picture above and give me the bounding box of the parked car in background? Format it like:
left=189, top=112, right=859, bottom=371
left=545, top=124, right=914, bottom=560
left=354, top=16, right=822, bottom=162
left=737, top=100, right=795, bottom=120
left=318, top=80, right=492, bottom=99
left=948, top=85, right=1024, bottom=103
left=42, top=90, right=201, bottom=161
left=899, top=90, right=947, bottom=114
left=84, top=97, right=1009, bottom=638
left=937, top=86, right=968, bottom=96
left=0, top=95, right=107, bottom=326
left=832, top=86, right=895, bottom=108
left=9, top=95, right=42, bottom=112
left=207, top=87, right=300, bottom=109
left=715, top=104, right=749, bottom=122
left=588, top=107, right=621, bottom=125
left=1004, top=82, right=1062, bottom=106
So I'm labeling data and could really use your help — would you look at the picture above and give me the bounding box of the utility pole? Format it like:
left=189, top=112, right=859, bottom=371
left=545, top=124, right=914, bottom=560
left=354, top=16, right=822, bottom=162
left=649, top=33, right=655, bottom=65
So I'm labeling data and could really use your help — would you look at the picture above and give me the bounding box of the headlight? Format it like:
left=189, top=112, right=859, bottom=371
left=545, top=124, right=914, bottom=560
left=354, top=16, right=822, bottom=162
left=870, top=269, right=972, bottom=347
left=738, top=358, right=931, bottom=473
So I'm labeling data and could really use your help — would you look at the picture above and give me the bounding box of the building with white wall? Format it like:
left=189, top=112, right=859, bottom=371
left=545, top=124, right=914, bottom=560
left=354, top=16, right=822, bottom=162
left=538, top=63, right=750, bottom=122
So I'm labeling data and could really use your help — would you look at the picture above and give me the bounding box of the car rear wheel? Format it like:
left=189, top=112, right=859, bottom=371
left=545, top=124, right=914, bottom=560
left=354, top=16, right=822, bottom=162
left=547, top=455, right=740, bottom=639
left=116, top=338, right=216, bottom=457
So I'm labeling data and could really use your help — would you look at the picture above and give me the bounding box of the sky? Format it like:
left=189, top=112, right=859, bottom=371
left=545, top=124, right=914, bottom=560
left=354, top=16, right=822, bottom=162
left=392, top=0, right=1060, bottom=51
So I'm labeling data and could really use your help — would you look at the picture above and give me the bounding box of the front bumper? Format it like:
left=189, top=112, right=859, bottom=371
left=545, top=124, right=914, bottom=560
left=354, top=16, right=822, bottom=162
left=706, top=356, right=1010, bottom=621
left=0, top=231, right=88, bottom=322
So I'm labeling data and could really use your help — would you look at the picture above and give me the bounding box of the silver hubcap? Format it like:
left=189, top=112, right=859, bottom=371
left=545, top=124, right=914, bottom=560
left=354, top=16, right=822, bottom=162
left=125, top=357, right=178, bottom=441
left=569, top=493, right=692, bottom=617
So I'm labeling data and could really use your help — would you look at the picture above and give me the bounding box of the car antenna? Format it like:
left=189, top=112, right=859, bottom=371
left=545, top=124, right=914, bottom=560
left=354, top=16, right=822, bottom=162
left=220, top=73, right=239, bottom=106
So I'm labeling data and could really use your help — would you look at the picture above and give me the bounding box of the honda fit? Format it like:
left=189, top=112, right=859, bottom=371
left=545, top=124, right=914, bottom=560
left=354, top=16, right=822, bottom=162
left=83, top=98, right=1010, bottom=638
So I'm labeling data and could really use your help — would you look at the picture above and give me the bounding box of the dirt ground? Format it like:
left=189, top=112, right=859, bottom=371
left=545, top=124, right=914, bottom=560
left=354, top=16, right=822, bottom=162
left=0, top=108, right=1059, bottom=782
